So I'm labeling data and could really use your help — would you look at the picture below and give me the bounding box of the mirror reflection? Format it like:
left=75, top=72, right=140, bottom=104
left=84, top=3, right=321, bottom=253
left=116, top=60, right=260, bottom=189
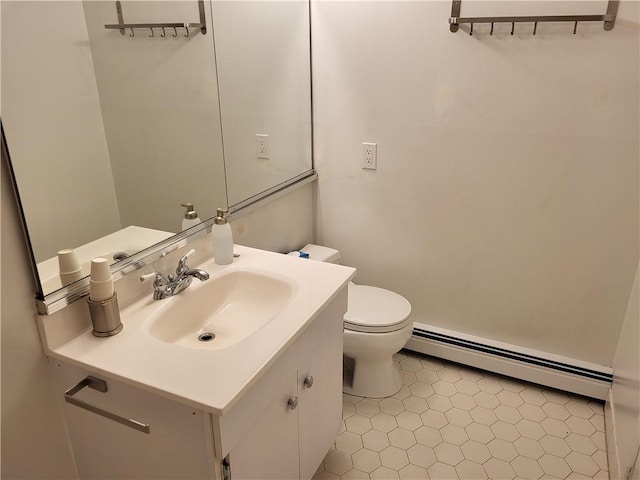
left=2, top=0, right=312, bottom=298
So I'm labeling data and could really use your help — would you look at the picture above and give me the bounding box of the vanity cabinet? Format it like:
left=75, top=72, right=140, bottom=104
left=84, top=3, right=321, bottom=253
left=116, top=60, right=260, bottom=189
left=227, top=293, right=344, bottom=479
left=50, top=289, right=346, bottom=480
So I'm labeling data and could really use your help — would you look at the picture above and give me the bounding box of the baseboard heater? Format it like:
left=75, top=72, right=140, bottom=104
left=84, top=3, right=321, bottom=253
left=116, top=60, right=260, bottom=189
left=405, top=323, right=612, bottom=400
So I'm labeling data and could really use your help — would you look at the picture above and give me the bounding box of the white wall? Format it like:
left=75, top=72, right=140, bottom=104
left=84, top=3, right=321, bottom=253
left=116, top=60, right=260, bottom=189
left=606, top=262, right=640, bottom=479
left=1, top=152, right=78, bottom=478
left=83, top=0, right=227, bottom=232
left=312, top=0, right=639, bottom=366
left=1, top=1, right=121, bottom=262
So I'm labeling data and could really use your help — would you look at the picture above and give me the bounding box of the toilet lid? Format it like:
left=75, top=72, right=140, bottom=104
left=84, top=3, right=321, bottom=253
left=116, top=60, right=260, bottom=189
left=344, top=283, right=412, bottom=334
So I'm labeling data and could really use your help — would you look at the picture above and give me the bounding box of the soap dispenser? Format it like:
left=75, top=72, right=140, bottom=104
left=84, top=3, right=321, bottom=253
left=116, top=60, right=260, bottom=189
left=212, top=208, right=233, bottom=265
left=181, top=203, right=201, bottom=230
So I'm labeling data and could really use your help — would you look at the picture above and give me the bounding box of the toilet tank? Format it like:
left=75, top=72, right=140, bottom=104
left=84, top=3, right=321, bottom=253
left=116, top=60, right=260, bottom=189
left=299, top=244, right=341, bottom=264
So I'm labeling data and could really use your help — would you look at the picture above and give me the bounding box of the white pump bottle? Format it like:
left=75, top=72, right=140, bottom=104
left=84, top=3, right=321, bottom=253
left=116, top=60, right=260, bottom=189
left=181, top=203, right=201, bottom=231
left=212, top=208, right=233, bottom=265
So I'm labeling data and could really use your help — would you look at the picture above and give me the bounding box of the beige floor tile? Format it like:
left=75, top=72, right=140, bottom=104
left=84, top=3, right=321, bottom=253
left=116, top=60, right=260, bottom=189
left=318, top=352, right=608, bottom=480
left=379, top=446, right=410, bottom=470
left=406, top=443, right=437, bottom=469
left=434, top=442, right=465, bottom=466
left=484, top=457, right=517, bottom=479
left=362, top=430, right=391, bottom=453
left=488, top=438, right=519, bottom=462
left=355, top=400, right=382, bottom=418
left=388, top=428, right=417, bottom=449
left=514, top=436, right=546, bottom=460
left=341, top=469, right=370, bottom=479
left=369, top=466, right=400, bottom=479
left=460, top=440, right=492, bottom=464
left=420, top=409, right=447, bottom=429
left=427, top=461, right=459, bottom=479
left=456, top=459, right=488, bottom=479
left=324, top=450, right=354, bottom=476
left=351, top=448, right=381, bottom=473
left=336, top=431, right=364, bottom=455
left=371, top=413, right=398, bottom=433
left=345, top=415, right=373, bottom=435
left=398, top=463, right=428, bottom=479
left=465, top=422, right=495, bottom=443
left=379, top=397, right=405, bottom=416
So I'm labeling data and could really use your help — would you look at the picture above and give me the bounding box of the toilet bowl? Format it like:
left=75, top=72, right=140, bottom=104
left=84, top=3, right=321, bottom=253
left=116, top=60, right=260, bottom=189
left=292, top=244, right=413, bottom=398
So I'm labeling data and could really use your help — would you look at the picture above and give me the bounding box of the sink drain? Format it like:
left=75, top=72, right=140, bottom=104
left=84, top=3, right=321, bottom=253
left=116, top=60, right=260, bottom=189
left=198, top=332, right=216, bottom=343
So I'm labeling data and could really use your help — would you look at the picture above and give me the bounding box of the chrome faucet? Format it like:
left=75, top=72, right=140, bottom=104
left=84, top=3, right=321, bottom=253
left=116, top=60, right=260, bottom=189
left=140, top=249, right=209, bottom=300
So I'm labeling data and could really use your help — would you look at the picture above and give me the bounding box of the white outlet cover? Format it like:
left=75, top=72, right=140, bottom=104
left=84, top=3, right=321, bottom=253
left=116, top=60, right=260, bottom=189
left=362, top=142, right=377, bottom=170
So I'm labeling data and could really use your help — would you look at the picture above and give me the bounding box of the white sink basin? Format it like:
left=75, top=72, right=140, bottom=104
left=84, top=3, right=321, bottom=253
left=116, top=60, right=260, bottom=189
left=145, top=270, right=295, bottom=349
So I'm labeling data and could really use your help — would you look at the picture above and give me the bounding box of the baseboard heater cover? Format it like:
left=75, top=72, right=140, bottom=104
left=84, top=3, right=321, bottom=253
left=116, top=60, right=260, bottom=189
left=406, top=324, right=612, bottom=400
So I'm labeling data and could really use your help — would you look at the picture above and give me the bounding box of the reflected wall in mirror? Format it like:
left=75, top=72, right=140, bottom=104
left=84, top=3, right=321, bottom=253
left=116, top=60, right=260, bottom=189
left=213, top=2, right=313, bottom=206
left=2, top=0, right=313, bottom=299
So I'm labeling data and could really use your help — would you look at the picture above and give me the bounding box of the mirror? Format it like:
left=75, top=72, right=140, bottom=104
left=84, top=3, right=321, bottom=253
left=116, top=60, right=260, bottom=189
left=2, top=0, right=313, bottom=303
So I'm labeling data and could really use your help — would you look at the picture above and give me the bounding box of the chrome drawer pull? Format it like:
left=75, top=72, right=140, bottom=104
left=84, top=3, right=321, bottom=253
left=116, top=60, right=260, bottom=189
left=64, top=376, right=151, bottom=434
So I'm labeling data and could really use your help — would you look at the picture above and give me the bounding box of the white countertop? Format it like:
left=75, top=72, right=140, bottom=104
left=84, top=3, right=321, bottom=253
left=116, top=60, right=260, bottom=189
left=39, top=245, right=355, bottom=416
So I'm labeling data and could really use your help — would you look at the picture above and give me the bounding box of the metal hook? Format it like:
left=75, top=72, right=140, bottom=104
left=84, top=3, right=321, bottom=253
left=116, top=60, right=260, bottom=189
left=490, top=22, right=494, bottom=35
left=511, top=22, right=515, bottom=35
left=149, top=28, right=154, bottom=38
left=160, top=27, right=166, bottom=37
left=533, top=22, right=538, bottom=35
left=129, top=27, right=135, bottom=37
left=172, top=26, right=178, bottom=37
left=573, top=21, right=578, bottom=34
left=469, top=22, right=473, bottom=36
left=184, top=25, right=190, bottom=38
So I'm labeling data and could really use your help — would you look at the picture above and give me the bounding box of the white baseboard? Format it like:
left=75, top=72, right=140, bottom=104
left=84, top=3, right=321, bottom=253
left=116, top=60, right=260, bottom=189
left=405, top=323, right=612, bottom=400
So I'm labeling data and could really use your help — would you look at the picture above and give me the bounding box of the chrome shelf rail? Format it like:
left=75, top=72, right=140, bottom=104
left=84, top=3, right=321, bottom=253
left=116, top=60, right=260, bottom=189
left=449, top=0, right=619, bottom=35
left=104, top=0, right=206, bottom=38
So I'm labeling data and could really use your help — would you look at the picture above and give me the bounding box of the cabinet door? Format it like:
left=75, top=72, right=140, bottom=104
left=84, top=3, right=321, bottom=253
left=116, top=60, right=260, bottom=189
left=52, top=362, right=215, bottom=479
left=228, top=371, right=299, bottom=479
left=298, top=292, right=346, bottom=479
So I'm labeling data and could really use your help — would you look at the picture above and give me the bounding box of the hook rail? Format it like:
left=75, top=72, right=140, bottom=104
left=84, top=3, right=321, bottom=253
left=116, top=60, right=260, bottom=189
left=449, top=0, right=619, bottom=35
left=104, top=0, right=206, bottom=37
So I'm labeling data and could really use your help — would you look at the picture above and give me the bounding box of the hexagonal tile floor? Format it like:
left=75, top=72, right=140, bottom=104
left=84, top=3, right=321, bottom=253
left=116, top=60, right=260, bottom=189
left=313, top=351, right=608, bottom=480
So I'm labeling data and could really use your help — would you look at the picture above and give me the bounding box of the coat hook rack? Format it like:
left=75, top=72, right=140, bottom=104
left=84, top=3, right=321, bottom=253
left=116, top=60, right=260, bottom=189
left=104, top=0, right=206, bottom=37
left=449, top=0, right=619, bottom=35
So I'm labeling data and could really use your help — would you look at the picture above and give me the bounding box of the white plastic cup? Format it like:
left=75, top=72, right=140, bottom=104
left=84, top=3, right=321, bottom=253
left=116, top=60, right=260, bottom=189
left=90, top=257, right=112, bottom=282
left=89, top=279, right=114, bottom=301
left=59, top=269, right=84, bottom=286
left=58, top=249, right=81, bottom=274
left=89, top=257, right=114, bottom=301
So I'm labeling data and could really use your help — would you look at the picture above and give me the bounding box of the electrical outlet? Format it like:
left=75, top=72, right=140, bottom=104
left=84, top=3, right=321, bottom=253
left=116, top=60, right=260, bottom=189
left=362, top=142, right=377, bottom=170
left=256, top=134, right=270, bottom=159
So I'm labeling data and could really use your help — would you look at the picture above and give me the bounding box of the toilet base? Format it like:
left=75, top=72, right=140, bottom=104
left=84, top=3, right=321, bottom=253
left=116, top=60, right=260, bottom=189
left=343, top=355, right=403, bottom=398
left=342, top=322, right=413, bottom=398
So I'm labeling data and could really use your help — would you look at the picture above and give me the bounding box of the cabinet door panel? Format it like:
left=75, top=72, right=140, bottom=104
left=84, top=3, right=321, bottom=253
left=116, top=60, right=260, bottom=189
left=298, top=291, right=346, bottom=479
left=229, top=372, right=299, bottom=479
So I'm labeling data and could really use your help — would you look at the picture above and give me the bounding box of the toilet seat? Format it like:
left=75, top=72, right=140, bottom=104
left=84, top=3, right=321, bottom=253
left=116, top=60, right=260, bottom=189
left=344, top=283, right=412, bottom=334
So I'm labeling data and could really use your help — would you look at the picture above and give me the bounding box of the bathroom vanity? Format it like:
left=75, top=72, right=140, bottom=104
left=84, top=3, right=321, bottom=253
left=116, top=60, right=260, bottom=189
left=37, top=246, right=355, bottom=479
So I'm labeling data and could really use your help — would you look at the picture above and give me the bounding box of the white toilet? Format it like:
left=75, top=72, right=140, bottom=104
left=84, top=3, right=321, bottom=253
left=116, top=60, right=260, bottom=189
left=293, top=244, right=413, bottom=398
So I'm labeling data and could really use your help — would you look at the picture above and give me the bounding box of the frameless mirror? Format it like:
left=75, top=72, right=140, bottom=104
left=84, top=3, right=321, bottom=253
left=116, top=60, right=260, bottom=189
left=2, top=0, right=313, bottom=305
